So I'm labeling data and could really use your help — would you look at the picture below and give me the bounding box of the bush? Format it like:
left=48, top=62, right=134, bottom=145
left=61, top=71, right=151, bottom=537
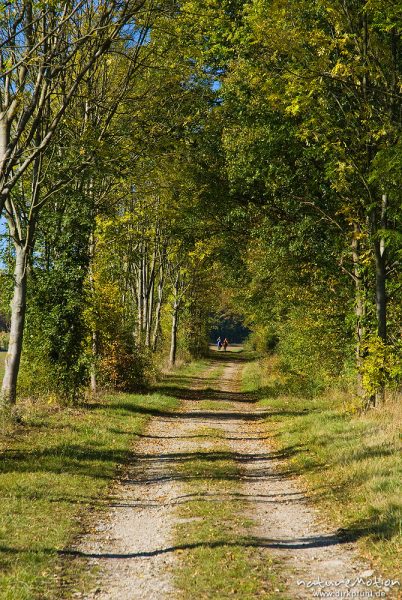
left=276, top=301, right=351, bottom=390
left=0, top=331, right=9, bottom=351
left=19, top=269, right=90, bottom=403
left=244, top=326, right=279, bottom=354
left=97, top=340, right=155, bottom=391
left=362, top=336, right=402, bottom=399
left=18, top=353, right=88, bottom=404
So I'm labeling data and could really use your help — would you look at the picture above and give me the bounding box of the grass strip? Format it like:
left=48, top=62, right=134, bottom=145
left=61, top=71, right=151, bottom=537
left=243, top=356, right=402, bottom=578
left=0, top=389, right=180, bottom=600
left=173, top=427, right=284, bottom=599
left=0, top=356, right=213, bottom=600
left=0, top=352, right=5, bottom=381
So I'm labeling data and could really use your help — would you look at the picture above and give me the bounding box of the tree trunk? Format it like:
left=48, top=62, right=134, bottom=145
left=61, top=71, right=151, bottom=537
left=1, top=139, right=39, bottom=410
left=374, top=194, right=387, bottom=343
left=152, top=262, right=165, bottom=352
left=88, top=228, right=97, bottom=394
left=169, top=275, right=180, bottom=367
left=137, top=254, right=144, bottom=345
left=145, top=244, right=157, bottom=349
left=365, top=195, right=388, bottom=409
left=0, top=114, right=10, bottom=215
left=373, top=194, right=387, bottom=406
left=1, top=244, right=28, bottom=408
left=351, top=223, right=365, bottom=398
left=142, top=247, right=148, bottom=344
left=145, top=275, right=155, bottom=348
left=0, top=115, right=9, bottom=177
left=90, top=329, right=98, bottom=394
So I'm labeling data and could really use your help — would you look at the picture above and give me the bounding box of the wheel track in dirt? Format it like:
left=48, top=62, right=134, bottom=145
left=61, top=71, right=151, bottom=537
left=70, top=356, right=390, bottom=600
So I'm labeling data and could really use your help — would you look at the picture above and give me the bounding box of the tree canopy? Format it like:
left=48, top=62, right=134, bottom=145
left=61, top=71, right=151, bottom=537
left=0, top=0, right=400, bottom=410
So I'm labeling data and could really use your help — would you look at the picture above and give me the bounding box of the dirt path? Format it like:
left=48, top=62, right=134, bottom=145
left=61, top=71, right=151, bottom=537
left=213, top=362, right=380, bottom=599
left=71, top=356, right=387, bottom=600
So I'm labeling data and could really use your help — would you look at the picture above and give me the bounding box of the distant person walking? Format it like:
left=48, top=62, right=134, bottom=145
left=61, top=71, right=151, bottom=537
left=223, top=338, right=229, bottom=351
left=217, top=336, right=222, bottom=350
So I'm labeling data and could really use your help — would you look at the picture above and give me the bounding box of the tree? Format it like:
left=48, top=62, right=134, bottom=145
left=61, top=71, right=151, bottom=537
left=216, top=0, right=401, bottom=401
left=0, top=1, right=163, bottom=408
left=0, top=1, right=142, bottom=216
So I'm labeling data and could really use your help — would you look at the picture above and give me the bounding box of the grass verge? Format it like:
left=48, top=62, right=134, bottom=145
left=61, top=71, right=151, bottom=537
left=0, top=351, right=6, bottom=381
left=0, top=390, right=178, bottom=600
left=242, top=356, right=402, bottom=580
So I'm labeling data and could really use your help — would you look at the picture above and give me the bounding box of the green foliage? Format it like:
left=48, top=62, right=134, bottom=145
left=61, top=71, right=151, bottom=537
left=244, top=326, right=278, bottom=354
left=0, top=331, right=9, bottom=351
left=19, top=194, right=92, bottom=403
left=213, top=0, right=401, bottom=401
left=20, top=300, right=89, bottom=403
left=362, top=336, right=402, bottom=398
left=97, top=340, right=155, bottom=391
left=1, top=0, right=400, bottom=407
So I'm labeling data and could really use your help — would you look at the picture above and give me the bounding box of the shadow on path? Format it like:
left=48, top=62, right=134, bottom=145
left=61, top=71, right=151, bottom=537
left=0, top=532, right=356, bottom=561
left=59, top=533, right=354, bottom=559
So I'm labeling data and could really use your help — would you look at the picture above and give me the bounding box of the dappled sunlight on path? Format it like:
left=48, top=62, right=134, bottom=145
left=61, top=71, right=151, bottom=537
left=67, top=353, right=386, bottom=600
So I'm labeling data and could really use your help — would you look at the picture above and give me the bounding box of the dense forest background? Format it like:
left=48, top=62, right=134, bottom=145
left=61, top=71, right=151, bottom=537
left=0, top=0, right=400, bottom=412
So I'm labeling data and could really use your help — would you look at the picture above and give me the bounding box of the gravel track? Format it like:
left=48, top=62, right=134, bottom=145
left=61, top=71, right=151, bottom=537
left=70, top=356, right=389, bottom=600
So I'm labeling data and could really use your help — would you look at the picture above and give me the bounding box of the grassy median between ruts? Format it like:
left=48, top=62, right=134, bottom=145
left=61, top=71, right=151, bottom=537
left=242, top=356, right=402, bottom=580
left=0, top=389, right=179, bottom=600
left=173, top=425, right=285, bottom=600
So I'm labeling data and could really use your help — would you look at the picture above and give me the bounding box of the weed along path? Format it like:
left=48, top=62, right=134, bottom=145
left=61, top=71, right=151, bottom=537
left=70, top=352, right=386, bottom=600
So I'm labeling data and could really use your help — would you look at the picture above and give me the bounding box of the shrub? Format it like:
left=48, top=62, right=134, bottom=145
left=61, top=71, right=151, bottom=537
left=362, top=336, right=402, bottom=399
left=97, top=340, right=155, bottom=391
left=244, top=326, right=279, bottom=354
left=0, top=331, right=9, bottom=351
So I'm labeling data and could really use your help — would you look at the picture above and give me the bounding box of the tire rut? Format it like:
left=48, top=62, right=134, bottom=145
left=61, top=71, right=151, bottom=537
left=70, top=357, right=390, bottom=600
